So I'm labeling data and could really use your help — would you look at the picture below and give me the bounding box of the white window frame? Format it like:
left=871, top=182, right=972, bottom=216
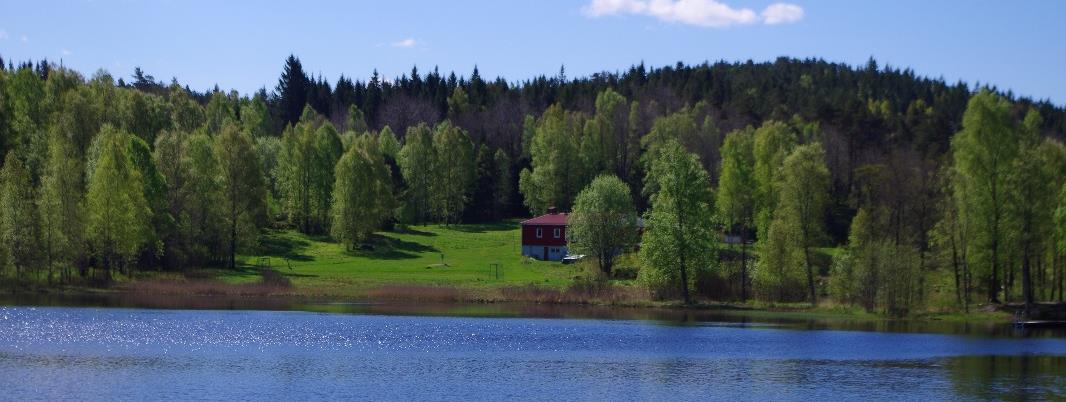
left=553, top=228, right=561, bottom=238
left=536, top=227, right=543, bottom=238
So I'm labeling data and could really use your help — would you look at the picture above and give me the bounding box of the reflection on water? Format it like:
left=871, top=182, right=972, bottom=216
left=0, top=306, right=1063, bottom=400
left=946, top=355, right=1066, bottom=401
left=2, top=292, right=1064, bottom=338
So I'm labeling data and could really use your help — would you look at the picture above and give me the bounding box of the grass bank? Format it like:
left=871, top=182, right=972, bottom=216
left=1, top=221, right=1026, bottom=324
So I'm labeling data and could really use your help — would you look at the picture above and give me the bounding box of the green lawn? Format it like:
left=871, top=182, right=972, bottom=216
left=224, top=222, right=579, bottom=296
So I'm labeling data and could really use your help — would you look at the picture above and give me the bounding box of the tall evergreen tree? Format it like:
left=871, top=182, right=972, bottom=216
left=275, top=55, right=310, bottom=127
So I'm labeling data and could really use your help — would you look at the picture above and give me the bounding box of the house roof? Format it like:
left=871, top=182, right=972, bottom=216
left=520, top=212, right=569, bottom=226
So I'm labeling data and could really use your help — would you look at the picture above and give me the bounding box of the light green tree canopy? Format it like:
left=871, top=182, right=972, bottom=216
left=639, top=140, right=717, bottom=304
left=777, top=143, right=830, bottom=304
left=569, top=174, right=639, bottom=275
left=215, top=123, right=267, bottom=268
left=331, top=135, right=394, bottom=249
left=85, top=125, right=151, bottom=276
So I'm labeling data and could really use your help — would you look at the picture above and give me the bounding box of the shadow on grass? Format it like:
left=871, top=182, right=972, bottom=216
left=343, top=234, right=440, bottom=260
left=448, top=222, right=518, bottom=233
left=256, top=231, right=314, bottom=261
left=391, top=226, right=438, bottom=237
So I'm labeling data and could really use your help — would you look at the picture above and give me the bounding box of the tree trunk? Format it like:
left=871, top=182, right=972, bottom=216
left=1022, top=245, right=1034, bottom=316
left=230, top=208, right=238, bottom=270
left=950, top=230, right=962, bottom=308
left=990, top=238, right=1000, bottom=304
left=803, top=239, right=816, bottom=305
left=740, top=236, right=748, bottom=302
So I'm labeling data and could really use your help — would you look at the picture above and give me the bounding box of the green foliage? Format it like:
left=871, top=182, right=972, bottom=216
left=241, top=95, right=273, bottom=138
left=493, top=149, right=512, bottom=216
left=331, top=135, right=394, bottom=248
left=215, top=124, right=267, bottom=268
left=377, top=126, right=401, bottom=159
left=569, top=175, right=639, bottom=274
left=37, top=134, right=85, bottom=282
left=398, top=123, right=436, bottom=223
left=155, top=130, right=225, bottom=268
left=950, top=90, right=1019, bottom=303
left=118, top=90, right=170, bottom=146
left=717, top=127, right=757, bottom=234
left=431, top=121, right=475, bottom=224
left=85, top=125, right=151, bottom=275
left=639, top=140, right=717, bottom=303
left=346, top=104, right=368, bottom=134
left=447, top=86, right=470, bottom=118
left=752, top=121, right=796, bottom=241
left=169, top=86, right=205, bottom=132
left=312, top=122, right=343, bottom=231
left=777, top=143, right=830, bottom=303
left=584, top=88, right=628, bottom=177
left=205, top=90, right=239, bottom=133
left=128, top=134, right=170, bottom=261
left=519, top=104, right=587, bottom=214
left=277, top=110, right=339, bottom=234
left=754, top=215, right=805, bottom=302
left=1, top=151, right=39, bottom=279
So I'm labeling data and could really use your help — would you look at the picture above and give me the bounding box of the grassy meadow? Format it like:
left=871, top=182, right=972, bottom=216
left=217, top=221, right=582, bottom=297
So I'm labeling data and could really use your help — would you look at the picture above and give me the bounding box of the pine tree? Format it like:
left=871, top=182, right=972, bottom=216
left=275, top=55, right=310, bottom=127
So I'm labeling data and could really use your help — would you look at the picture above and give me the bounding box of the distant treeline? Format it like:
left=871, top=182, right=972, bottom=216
left=0, top=55, right=1064, bottom=314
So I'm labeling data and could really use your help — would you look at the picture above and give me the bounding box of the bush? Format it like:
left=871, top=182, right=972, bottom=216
left=610, top=253, right=640, bottom=280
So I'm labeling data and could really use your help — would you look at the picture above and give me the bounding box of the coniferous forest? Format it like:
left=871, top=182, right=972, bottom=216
left=1, top=54, right=1066, bottom=315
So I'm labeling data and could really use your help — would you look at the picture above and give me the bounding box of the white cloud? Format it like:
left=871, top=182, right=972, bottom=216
left=0, top=30, right=8, bottom=40
left=61, top=49, right=72, bottom=56
left=762, top=3, right=804, bottom=25
left=583, top=0, right=803, bottom=27
left=20, top=34, right=28, bottom=42
left=391, top=38, right=417, bottom=48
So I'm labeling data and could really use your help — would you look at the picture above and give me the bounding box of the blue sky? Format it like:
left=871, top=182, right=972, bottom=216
left=1, top=0, right=1063, bottom=104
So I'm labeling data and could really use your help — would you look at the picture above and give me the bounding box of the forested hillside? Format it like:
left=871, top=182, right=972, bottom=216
left=1, top=54, right=1064, bottom=314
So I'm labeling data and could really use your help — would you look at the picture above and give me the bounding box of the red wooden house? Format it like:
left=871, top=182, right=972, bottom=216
left=520, top=207, right=569, bottom=261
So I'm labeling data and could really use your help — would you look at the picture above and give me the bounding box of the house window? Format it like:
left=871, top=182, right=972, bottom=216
left=553, top=228, right=561, bottom=238
left=536, top=228, right=543, bottom=238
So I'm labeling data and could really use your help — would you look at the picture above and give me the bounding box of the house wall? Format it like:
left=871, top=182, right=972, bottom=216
left=520, top=224, right=567, bottom=246
left=522, top=245, right=569, bottom=261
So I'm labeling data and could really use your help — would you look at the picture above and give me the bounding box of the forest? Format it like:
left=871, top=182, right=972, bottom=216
left=0, top=54, right=1065, bottom=315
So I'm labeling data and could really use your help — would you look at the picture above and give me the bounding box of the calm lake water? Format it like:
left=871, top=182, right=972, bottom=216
left=0, top=302, right=1064, bottom=401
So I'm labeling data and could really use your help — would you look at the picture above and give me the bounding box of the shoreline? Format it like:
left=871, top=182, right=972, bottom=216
left=0, top=280, right=1026, bottom=325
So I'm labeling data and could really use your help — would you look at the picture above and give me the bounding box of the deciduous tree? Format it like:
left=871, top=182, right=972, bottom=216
left=639, top=140, right=717, bottom=304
